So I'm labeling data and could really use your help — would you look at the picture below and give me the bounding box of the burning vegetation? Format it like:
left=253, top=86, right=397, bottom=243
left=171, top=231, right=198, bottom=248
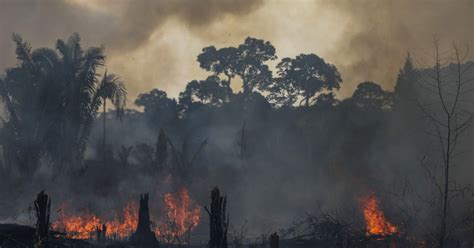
left=159, top=187, right=201, bottom=243
left=359, top=193, right=398, bottom=236
left=50, top=187, right=200, bottom=244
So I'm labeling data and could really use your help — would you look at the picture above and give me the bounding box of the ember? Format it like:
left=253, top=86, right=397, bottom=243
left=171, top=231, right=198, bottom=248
left=360, top=193, right=398, bottom=236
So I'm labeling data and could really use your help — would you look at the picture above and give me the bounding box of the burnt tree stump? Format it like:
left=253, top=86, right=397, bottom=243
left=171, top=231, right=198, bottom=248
left=96, top=224, right=107, bottom=242
left=205, top=187, right=229, bottom=248
left=130, top=193, right=159, bottom=248
left=34, top=190, right=51, bottom=248
left=270, top=232, right=279, bottom=248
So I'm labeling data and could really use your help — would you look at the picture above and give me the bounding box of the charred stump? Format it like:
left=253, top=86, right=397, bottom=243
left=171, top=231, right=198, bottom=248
left=130, top=193, right=159, bottom=248
left=96, top=224, right=107, bottom=242
left=205, top=187, right=229, bottom=248
left=270, top=232, right=279, bottom=248
left=34, top=190, right=51, bottom=248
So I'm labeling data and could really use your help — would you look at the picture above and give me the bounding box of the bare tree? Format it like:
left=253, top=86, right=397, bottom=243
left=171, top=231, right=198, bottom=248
left=416, top=38, right=474, bottom=247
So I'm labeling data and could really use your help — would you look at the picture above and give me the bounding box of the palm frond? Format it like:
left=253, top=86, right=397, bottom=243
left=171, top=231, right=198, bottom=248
left=12, top=33, right=34, bottom=69
left=80, top=46, right=105, bottom=95
left=31, top=48, right=60, bottom=71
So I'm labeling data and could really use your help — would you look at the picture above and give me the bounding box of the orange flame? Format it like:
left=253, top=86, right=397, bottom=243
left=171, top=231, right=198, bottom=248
left=51, top=209, right=102, bottom=239
left=52, top=187, right=201, bottom=243
left=52, top=202, right=139, bottom=240
left=158, top=187, right=201, bottom=244
left=360, top=193, right=398, bottom=236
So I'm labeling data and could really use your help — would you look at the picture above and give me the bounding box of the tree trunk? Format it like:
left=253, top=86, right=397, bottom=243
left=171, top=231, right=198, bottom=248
left=34, top=190, right=51, bottom=248
left=131, top=193, right=159, bottom=248
left=103, top=98, right=107, bottom=167
left=206, top=187, right=228, bottom=248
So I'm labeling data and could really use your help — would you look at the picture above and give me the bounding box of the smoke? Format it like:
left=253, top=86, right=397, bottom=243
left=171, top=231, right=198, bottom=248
left=1, top=1, right=474, bottom=242
left=1, top=0, right=473, bottom=103
left=323, top=0, right=474, bottom=95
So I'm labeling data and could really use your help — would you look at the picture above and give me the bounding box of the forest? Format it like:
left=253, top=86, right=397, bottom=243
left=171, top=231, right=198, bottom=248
left=0, top=33, right=473, bottom=247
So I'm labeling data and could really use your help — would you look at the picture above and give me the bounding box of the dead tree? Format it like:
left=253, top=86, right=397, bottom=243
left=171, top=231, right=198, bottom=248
left=270, top=233, right=279, bottom=248
left=131, top=193, right=159, bottom=248
left=34, top=190, right=51, bottom=248
left=205, top=187, right=229, bottom=248
left=417, top=39, right=474, bottom=247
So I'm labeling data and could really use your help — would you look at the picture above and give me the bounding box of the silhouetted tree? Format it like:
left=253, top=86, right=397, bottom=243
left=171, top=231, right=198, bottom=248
left=394, top=53, right=417, bottom=104
left=99, top=71, right=126, bottom=167
left=416, top=41, right=474, bottom=247
left=179, top=75, right=233, bottom=110
left=55, top=33, right=126, bottom=167
left=351, top=81, right=393, bottom=111
left=0, top=33, right=126, bottom=175
left=271, top=54, right=342, bottom=107
left=198, top=37, right=276, bottom=95
left=135, top=88, right=178, bottom=130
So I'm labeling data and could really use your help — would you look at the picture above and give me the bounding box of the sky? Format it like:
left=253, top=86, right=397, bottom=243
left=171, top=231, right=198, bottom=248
left=1, top=0, right=473, bottom=107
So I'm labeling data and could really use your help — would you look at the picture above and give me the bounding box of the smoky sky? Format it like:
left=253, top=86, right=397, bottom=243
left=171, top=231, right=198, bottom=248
left=1, top=0, right=473, bottom=105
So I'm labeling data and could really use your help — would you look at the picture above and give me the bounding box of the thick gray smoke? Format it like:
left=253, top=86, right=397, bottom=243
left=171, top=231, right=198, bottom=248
left=0, top=0, right=474, bottom=245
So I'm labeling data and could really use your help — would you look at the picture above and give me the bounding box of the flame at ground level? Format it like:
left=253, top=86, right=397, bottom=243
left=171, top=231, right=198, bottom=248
left=159, top=187, right=201, bottom=243
left=359, top=193, right=398, bottom=236
left=52, top=188, right=200, bottom=243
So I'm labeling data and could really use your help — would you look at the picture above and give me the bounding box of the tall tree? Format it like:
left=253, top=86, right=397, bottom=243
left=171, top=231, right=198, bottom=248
left=97, top=72, right=126, bottom=167
left=394, top=53, right=417, bottom=104
left=135, top=88, right=178, bottom=130
left=197, top=37, right=276, bottom=96
left=179, top=75, right=233, bottom=110
left=0, top=34, right=63, bottom=175
left=0, top=33, right=126, bottom=175
left=271, top=54, right=342, bottom=107
left=416, top=41, right=474, bottom=247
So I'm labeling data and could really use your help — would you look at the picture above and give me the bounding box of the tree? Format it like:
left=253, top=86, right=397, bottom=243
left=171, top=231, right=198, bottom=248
left=54, top=33, right=126, bottom=168
left=135, top=88, right=178, bottom=130
left=0, top=34, right=62, bottom=176
left=197, top=37, right=276, bottom=95
left=98, top=72, right=127, bottom=167
left=178, top=75, right=233, bottom=110
left=0, top=33, right=127, bottom=175
left=416, top=40, right=474, bottom=247
left=351, top=81, right=393, bottom=111
left=394, top=53, right=417, bottom=104
left=271, top=54, right=342, bottom=107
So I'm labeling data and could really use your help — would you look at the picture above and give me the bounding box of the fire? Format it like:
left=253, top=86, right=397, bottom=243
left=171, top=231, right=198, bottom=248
left=52, top=187, right=201, bottom=243
left=106, top=202, right=138, bottom=239
left=360, top=193, right=398, bottom=236
left=51, top=209, right=102, bottom=239
left=52, top=202, right=138, bottom=240
left=158, top=187, right=201, bottom=244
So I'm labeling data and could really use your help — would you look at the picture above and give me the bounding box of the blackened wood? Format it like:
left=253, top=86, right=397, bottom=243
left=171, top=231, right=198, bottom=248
left=270, top=232, right=279, bottom=248
left=206, top=187, right=228, bottom=248
left=34, top=190, right=51, bottom=248
left=130, top=193, right=159, bottom=248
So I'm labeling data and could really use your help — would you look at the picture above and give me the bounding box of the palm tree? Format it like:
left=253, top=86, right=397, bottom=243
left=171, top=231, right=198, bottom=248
left=96, top=71, right=127, bottom=166
left=0, top=33, right=127, bottom=176
left=0, top=34, right=63, bottom=176
left=53, top=33, right=127, bottom=168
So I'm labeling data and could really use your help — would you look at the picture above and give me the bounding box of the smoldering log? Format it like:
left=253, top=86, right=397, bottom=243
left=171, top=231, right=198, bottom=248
left=34, top=190, right=51, bottom=248
left=130, top=193, right=159, bottom=248
left=205, top=186, right=229, bottom=248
